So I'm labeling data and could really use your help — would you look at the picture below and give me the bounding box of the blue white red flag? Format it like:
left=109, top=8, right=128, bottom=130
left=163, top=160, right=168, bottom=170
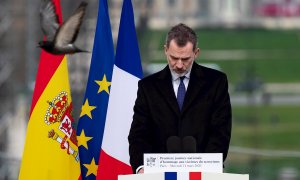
left=165, top=172, right=202, bottom=180
left=96, top=0, right=143, bottom=179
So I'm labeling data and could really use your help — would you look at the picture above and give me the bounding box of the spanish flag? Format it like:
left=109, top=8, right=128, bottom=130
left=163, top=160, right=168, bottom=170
left=19, top=0, right=80, bottom=179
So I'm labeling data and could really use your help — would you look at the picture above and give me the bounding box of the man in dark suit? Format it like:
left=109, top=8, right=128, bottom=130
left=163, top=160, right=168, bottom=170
left=128, top=23, right=232, bottom=174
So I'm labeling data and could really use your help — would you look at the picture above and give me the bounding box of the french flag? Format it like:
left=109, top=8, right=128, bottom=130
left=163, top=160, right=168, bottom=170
left=165, top=172, right=202, bottom=180
left=96, top=0, right=143, bottom=179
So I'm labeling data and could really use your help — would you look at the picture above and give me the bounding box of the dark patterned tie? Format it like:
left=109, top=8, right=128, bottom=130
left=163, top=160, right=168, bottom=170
left=177, top=76, right=186, bottom=110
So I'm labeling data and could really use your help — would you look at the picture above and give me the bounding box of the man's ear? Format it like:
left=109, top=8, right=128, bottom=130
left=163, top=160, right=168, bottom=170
left=164, top=45, right=168, bottom=55
left=194, top=48, right=200, bottom=58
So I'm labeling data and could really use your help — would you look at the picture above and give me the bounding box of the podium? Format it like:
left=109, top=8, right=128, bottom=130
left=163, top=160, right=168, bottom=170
left=119, top=172, right=249, bottom=180
left=120, top=153, right=249, bottom=179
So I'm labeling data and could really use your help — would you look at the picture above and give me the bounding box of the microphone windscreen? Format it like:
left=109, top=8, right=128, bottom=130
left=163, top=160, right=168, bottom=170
left=166, top=136, right=181, bottom=153
left=182, top=136, right=196, bottom=153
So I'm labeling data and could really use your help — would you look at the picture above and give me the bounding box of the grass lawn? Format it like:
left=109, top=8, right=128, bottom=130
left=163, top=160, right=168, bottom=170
left=199, top=59, right=300, bottom=83
left=226, top=157, right=300, bottom=179
left=232, top=105, right=300, bottom=149
left=227, top=105, right=300, bottom=179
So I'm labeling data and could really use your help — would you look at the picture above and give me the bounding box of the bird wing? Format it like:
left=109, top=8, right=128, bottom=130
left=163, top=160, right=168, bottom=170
left=40, top=0, right=60, bottom=41
left=54, top=2, right=87, bottom=47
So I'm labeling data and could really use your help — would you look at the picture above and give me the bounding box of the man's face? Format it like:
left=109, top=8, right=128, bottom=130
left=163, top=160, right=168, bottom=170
left=164, top=40, right=200, bottom=75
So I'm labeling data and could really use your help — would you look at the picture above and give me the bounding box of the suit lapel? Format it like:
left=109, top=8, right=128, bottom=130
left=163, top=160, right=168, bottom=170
left=155, top=66, right=181, bottom=116
left=182, top=63, right=206, bottom=114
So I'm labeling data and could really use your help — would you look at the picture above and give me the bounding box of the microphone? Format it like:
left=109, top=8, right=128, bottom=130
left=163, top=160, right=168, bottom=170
left=182, top=136, right=196, bottom=153
left=166, top=136, right=181, bottom=153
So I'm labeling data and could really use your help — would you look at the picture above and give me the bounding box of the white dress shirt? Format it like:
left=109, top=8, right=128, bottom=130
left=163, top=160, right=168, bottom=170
left=170, top=68, right=191, bottom=97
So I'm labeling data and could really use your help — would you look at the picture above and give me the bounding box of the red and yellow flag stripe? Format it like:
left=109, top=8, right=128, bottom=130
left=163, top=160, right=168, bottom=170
left=19, top=0, right=80, bottom=179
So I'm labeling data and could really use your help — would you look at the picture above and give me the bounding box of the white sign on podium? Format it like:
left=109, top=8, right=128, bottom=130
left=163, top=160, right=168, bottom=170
left=144, top=153, right=223, bottom=173
left=119, top=172, right=249, bottom=180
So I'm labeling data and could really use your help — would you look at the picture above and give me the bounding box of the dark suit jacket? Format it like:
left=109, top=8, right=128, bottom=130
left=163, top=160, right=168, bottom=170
left=128, top=62, right=232, bottom=173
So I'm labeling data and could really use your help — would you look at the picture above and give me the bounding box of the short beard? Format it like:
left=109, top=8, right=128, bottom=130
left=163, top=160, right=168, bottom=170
left=169, top=65, right=192, bottom=77
left=173, top=70, right=187, bottom=77
left=169, top=66, right=188, bottom=77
